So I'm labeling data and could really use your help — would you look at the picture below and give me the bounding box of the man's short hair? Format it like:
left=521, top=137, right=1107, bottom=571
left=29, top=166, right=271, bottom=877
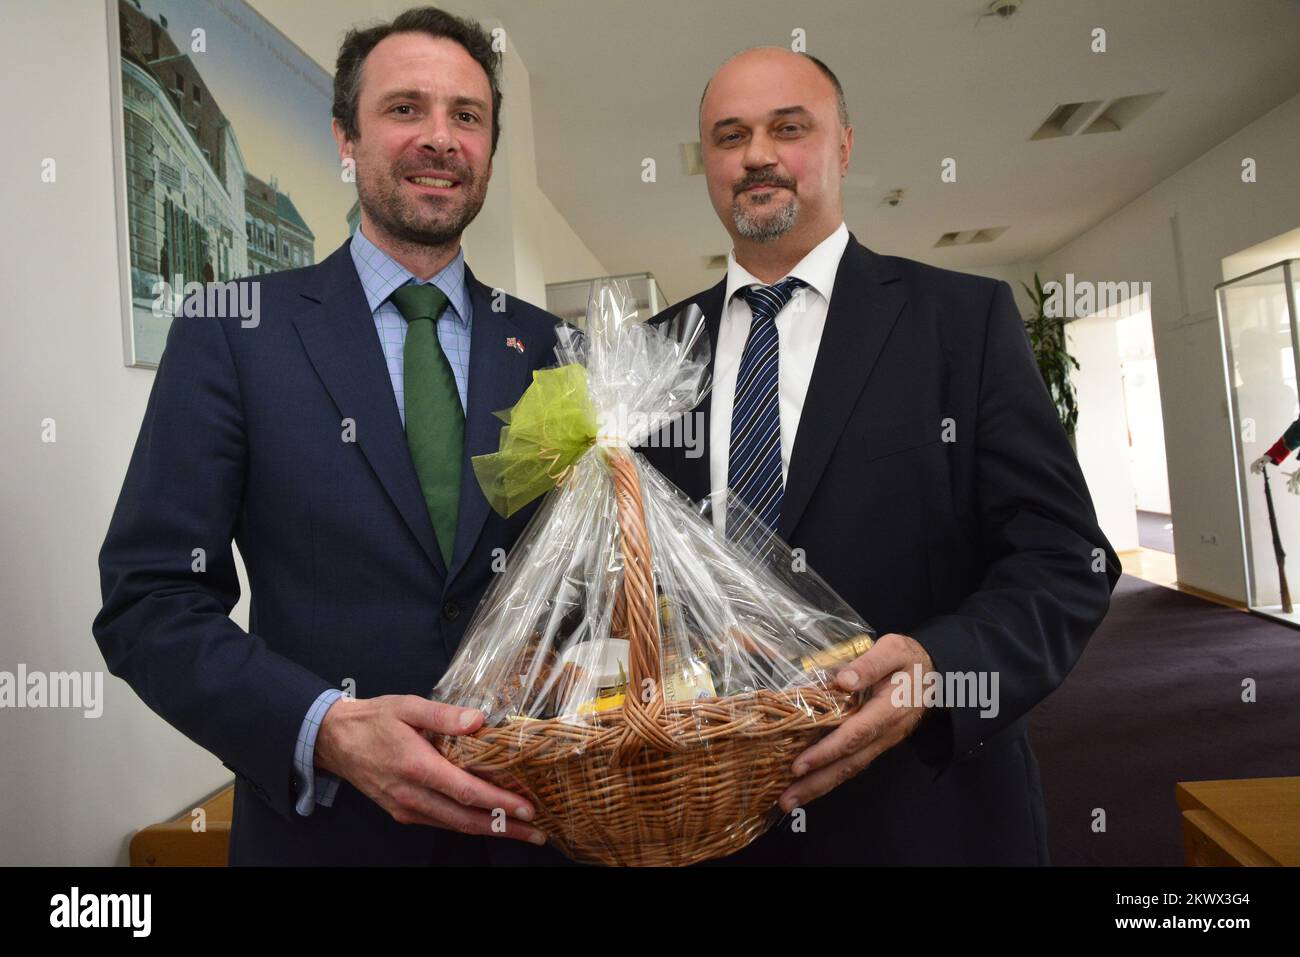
left=333, top=6, right=503, bottom=155
left=699, top=51, right=850, bottom=129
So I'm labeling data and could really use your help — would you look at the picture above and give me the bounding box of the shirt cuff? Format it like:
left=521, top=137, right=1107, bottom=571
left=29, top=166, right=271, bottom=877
left=293, top=688, right=345, bottom=816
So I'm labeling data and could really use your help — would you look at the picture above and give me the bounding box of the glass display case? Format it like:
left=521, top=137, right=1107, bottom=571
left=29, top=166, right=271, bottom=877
left=545, top=272, right=666, bottom=328
left=1218, top=259, right=1300, bottom=625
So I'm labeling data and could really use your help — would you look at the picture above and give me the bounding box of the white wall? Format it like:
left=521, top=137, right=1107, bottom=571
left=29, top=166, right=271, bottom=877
left=1036, top=92, right=1300, bottom=601
left=0, top=0, right=605, bottom=866
left=1116, top=310, right=1172, bottom=515
left=1068, top=316, right=1141, bottom=552
left=463, top=23, right=610, bottom=303
left=1222, top=226, right=1300, bottom=281
left=0, top=0, right=235, bottom=867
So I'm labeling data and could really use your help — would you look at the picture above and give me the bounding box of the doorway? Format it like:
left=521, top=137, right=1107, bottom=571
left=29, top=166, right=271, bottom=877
left=1069, top=299, right=1174, bottom=586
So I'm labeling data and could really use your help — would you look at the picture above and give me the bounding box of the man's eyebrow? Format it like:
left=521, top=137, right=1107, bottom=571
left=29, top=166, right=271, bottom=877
left=376, top=88, right=426, bottom=106
left=710, top=105, right=812, bottom=133
left=449, top=95, right=489, bottom=112
left=373, top=91, right=489, bottom=112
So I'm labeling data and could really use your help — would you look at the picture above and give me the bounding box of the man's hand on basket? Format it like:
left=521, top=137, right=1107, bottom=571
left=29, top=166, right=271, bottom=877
left=315, top=694, right=546, bottom=844
left=778, top=633, right=932, bottom=812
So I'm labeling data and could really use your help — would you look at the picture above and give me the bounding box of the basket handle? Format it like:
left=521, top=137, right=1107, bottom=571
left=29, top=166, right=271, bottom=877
left=606, top=448, right=682, bottom=759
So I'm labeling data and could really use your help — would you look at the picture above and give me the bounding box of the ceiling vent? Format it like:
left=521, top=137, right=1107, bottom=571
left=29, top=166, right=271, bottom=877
left=1031, top=92, right=1163, bottom=140
left=934, top=226, right=1009, bottom=247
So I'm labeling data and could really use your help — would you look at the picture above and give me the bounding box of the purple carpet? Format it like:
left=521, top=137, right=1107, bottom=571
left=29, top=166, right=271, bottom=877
left=1028, top=573, right=1298, bottom=865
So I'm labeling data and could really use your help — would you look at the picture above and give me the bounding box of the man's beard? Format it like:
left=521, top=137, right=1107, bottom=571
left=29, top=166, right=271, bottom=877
left=358, top=162, right=488, bottom=248
left=731, top=173, right=799, bottom=242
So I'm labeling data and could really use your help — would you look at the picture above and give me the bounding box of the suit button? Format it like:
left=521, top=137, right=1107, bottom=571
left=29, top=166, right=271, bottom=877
left=443, top=601, right=460, bottom=621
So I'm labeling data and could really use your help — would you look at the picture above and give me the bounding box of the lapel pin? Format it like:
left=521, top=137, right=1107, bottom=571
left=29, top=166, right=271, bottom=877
left=505, top=336, right=525, bottom=353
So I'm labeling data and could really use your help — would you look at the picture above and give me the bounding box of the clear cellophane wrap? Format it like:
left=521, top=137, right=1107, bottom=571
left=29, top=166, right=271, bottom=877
left=431, top=281, right=874, bottom=866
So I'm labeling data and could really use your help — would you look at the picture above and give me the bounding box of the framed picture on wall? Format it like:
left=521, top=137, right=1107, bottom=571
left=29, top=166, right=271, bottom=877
left=106, top=0, right=356, bottom=367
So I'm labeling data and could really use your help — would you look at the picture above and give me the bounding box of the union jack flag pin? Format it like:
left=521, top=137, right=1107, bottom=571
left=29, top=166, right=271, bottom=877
left=505, top=336, right=525, bottom=353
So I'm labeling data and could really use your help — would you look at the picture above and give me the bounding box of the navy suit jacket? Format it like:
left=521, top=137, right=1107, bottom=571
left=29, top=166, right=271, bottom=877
left=634, top=235, right=1122, bottom=865
left=94, top=238, right=564, bottom=865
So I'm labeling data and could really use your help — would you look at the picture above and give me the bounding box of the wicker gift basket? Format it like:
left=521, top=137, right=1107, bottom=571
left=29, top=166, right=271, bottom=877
left=432, top=282, right=873, bottom=866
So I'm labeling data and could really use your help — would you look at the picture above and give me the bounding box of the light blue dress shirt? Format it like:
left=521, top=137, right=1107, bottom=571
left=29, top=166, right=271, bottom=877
left=291, top=226, right=474, bottom=816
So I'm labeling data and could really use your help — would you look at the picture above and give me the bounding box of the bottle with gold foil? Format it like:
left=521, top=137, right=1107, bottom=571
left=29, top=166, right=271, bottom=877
left=566, top=591, right=874, bottom=712
left=707, top=629, right=874, bottom=697
left=655, top=588, right=876, bottom=698
left=657, top=591, right=717, bottom=704
left=795, top=633, right=874, bottom=675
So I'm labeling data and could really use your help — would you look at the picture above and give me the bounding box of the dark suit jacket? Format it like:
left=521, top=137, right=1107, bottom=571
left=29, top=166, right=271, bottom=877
left=632, top=234, right=1122, bottom=865
left=93, top=238, right=564, bottom=865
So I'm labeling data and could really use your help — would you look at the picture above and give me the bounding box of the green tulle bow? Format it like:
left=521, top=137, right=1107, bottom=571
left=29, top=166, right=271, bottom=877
left=472, top=363, right=598, bottom=517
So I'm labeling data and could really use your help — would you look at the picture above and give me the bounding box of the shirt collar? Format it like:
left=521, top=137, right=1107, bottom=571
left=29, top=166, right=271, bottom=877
left=723, top=221, right=850, bottom=311
left=349, top=224, right=472, bottom=327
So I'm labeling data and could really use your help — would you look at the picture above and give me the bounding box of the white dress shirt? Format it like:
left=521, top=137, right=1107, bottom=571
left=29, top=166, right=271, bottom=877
left=709, top=222, right=850, bottom=533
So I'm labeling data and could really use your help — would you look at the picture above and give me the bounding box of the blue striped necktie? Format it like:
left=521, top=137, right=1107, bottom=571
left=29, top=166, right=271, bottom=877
left=728, top=276, right=807, bottom=532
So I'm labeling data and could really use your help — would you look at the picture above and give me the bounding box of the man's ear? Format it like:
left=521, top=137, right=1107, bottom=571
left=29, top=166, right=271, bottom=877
left=840, top=124, right=854, bottom=176
left=331, top=117, right=354, bottom=163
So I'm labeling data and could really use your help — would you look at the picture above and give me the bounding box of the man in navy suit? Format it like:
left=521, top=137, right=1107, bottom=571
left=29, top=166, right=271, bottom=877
left=94, top=8, right=557, bottom=864
left=637, top=47, right=1122, bottom=864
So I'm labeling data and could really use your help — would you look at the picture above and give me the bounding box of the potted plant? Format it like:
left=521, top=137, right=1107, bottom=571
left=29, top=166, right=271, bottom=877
left=1022, top=272, right=1080, bottom=451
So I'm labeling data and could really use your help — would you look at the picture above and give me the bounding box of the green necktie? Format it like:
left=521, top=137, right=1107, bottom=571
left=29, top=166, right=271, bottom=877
left=389, top=282, right=463, bottom=568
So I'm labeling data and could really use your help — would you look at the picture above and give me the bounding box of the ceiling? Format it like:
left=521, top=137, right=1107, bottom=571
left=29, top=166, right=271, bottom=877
left=255, top=0, right=1300, bottom=301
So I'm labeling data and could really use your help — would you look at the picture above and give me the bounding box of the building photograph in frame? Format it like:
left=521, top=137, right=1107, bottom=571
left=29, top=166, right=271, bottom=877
left=107, top=0, right=356, bottom=367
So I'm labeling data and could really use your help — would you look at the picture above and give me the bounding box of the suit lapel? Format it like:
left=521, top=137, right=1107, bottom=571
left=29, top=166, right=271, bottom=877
left=675, top=281, right=727, bottom=502
left=446, top=267, right=535, bottom=583
left=292, top=240, right=447, bottom=577
left=779, top=235, right=906, bottom=538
